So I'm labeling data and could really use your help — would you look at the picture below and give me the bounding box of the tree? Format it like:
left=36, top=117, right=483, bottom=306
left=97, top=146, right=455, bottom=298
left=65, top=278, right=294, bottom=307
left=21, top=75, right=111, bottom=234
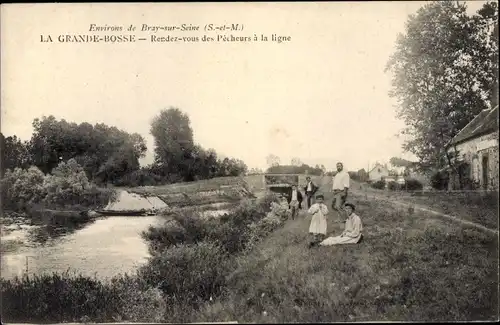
left=291, top=157, right=302, bottom=166
left=150, top=108, right=194, bottom=175
left=386, top=1, right=498, bottom=170
left=43, top=159, right=92, bottom=207
left=248, top=167, right=263, bottom=175
left=1, top=166, right=46, bottom=211
left=28, top=116, right=146, bottom=180
left=266, top=163, right=323, bottom=175
left=389, top=157, right=419, bottom=169
left=0, top=133, right=30, bottom=176
left=266, top=154, right=280, bottom=168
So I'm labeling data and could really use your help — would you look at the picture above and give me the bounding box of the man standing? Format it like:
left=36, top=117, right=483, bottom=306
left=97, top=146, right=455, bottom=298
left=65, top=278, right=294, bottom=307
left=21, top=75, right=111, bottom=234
left=331, top=162, right=350, bottom=220
left=287, top=184, right=303, bottom=220
left=303, top=176, right=318, bottom=209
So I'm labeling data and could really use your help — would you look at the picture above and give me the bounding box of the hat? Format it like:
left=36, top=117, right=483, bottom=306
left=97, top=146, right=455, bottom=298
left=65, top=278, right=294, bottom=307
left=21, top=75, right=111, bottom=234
left=315, top=194, right=324, bottom=199
left=344, top=203, right=355, bottom=211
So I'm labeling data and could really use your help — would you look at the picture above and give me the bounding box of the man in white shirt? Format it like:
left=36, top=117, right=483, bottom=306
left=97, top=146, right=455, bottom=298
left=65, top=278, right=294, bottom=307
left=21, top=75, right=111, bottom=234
left=331, top=162, right=350, bottom=220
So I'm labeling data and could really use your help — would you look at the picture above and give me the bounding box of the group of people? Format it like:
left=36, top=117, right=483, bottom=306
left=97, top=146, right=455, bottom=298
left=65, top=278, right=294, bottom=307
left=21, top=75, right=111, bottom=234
left=280, top=162, right=364, bottom=248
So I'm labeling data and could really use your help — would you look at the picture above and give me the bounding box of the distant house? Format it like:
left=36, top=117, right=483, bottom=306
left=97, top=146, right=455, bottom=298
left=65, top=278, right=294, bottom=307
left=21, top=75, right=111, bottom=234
left=445, top=105, right=499, bottom=190
left=357, top=168, right=369, bottom=182
left=368, top=163, right=389, bottom=182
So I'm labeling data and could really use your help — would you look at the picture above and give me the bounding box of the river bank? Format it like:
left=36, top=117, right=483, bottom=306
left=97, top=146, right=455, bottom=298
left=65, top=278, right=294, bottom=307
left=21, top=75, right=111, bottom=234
left=0, top=197, right=241, bottom=281
left=2, top=191, right=497, bottom=323
left=1, top=193, right=284, bottom=323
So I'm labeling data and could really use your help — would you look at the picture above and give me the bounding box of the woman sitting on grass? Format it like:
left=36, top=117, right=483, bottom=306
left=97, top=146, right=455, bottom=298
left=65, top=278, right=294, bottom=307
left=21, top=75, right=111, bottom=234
left=319, top=203, right=363, bottom=246
left=308, top=194, right=329, bottom=248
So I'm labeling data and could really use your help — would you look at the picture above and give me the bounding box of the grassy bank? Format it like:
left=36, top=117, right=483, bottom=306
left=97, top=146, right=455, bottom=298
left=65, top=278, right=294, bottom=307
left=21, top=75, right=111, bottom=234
left=1, top=191, right=498, bottom=322
left=194, top=193, right=498, bottom=322
left=361, top=186, right=499, bottom=229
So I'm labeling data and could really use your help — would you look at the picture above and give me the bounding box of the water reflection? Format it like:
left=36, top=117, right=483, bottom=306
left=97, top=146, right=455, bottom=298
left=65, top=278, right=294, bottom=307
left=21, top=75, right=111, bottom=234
left=1, top=205, right=235, bottom=281
left=1, top=216, right=162, bottom=280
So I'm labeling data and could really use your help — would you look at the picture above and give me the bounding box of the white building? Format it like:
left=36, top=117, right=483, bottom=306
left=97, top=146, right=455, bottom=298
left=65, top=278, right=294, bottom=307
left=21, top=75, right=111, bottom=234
left=445, top=105, right=499, bottom=190
left=368, top=163, right=389, bottom=182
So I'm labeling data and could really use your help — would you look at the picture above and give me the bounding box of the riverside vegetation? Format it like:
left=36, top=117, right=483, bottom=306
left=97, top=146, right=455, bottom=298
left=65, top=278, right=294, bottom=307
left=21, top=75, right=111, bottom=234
left=2, top=190, right=498, bottom=323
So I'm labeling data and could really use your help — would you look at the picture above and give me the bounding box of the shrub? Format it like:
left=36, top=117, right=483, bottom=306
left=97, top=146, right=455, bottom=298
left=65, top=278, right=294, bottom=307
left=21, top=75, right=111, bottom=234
left=137, top=241, right=232, bottom=306
left=431, top=170, right=449, bottom=190
left=387, top=181, right=402, bottom=191
left=1, top=166, right=46, bottom=211
left=113, top=168, right=167, bottom=187
left=0, top=272, right=121, bottom=323
left=142, top=193, right=280, bottom=257
left=141, top=210, right=211, bottom=255
left=207, top=197, right=278, bottom=254
left=1, top=160, right=116, bottom=213
left=0, top=272, right=166, bottom=324
left=371, top=180, right=386, bottom=189
left=108, top=275, right=166, bottom=322
left=405, top=178, right=423, bottom=191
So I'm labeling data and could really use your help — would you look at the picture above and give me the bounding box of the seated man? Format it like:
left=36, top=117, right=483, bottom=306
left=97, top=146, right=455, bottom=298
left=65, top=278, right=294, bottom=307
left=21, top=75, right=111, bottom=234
left=319, top=203, right=363, bottom=246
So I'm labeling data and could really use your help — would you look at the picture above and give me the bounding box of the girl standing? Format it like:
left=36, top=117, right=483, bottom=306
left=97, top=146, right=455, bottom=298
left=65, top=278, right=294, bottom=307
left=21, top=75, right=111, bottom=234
left=308, top=194, right=328, bottom=247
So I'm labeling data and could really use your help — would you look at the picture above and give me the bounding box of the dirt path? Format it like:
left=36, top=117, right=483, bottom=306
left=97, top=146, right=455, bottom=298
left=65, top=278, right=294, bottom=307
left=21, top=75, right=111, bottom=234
left=354, top=190, right=499, bottom=235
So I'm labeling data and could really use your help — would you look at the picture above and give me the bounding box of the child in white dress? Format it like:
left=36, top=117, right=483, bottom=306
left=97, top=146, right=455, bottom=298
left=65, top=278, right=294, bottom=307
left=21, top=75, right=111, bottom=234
left=308, top=194, right=329, bottom=247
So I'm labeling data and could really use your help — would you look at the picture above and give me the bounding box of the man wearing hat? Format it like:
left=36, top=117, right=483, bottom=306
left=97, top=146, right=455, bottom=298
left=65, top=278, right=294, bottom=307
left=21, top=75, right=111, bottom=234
left=319, top=202, right=363, bottom=246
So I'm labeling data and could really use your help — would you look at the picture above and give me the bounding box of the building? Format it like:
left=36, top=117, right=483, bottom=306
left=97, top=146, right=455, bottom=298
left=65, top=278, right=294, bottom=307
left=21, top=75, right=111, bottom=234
left=445, top=105, right=499, bottom=190
left=368, top=163, right=389, bottom=182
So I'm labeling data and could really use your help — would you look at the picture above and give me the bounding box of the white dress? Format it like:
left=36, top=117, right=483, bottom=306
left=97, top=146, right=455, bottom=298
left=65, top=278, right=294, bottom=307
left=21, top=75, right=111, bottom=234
left=320, top=213, right=363, bottom=246
left=308, top=203, right=328, bottom=235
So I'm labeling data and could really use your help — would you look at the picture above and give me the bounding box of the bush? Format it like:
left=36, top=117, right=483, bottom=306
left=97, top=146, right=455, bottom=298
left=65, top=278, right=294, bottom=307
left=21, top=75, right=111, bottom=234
left=0, top=272, right=166, bottom=323
left=405, top=178, right=423, bottom=191
left=141, top=210, right=210, bottom=255
left=1, top=166, right=46, bottom=211
left=1, top=160, right=116, bottom=213
left=137, top=242, right=232, bottom=306
left=431, top=170, right=449, bottom=190
left=387, top=181, right=402, bottom=191
left=0, top=272, right=121, bottom=323
left=113, top=168, right=168, bottom=187
left=371, top=180, right=386, bottom=189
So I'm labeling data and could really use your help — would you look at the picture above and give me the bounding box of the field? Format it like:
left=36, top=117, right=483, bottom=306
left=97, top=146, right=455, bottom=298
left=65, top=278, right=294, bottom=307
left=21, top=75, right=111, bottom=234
left=2, top=178, right=498, bottom=323
left=358, top=184, right=499, bottom=230
left=179, top=188, right=497, bottom=322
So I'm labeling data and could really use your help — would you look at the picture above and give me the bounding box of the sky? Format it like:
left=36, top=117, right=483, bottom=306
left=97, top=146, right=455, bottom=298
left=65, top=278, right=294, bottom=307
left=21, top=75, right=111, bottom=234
left=1, top=2, right=488, bottom=172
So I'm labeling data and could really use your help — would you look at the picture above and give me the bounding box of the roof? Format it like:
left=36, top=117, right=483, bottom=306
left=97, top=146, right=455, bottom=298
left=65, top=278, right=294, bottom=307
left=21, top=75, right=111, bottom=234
left=369, top=163, right=388, bottom=173
left=448, top=105, right=499, bottom=147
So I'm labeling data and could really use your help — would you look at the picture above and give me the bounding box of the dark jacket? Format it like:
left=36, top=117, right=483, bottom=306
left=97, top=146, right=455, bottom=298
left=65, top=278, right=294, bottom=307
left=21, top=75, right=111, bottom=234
left=303, top=181, right=318, bottom=195
left=287, top=188, right=303, bottom=209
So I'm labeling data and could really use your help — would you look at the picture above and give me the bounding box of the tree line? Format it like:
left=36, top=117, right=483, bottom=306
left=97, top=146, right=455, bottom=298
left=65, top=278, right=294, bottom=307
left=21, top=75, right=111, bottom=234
left=1, top=107, right=248, bottom=187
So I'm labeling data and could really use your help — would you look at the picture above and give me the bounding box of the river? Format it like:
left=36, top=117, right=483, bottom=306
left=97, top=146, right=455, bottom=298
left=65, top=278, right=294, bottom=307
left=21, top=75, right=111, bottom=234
left=1, top=204, right=233, bottom=281
left=1, top=215, right=163, bottom=281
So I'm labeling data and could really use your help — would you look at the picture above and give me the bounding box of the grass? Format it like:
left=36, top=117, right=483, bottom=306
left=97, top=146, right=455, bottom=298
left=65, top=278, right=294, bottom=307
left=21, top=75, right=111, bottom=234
left=1, top=189, right=498, bottom=323
left=126, top=176, right=255, bottom=208
left=126, top=176, right=248, bottom=195
left=189, top=191, right=498, bottom=322
left=126, top=174, right=328, bottom=203
left=361, top=185, right=499, bottom=229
